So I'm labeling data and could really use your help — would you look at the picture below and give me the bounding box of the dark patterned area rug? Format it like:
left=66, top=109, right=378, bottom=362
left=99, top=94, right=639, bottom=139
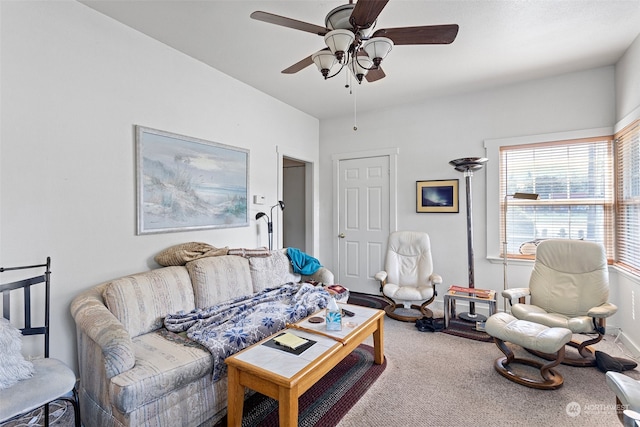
left=347, top=292, right=390, bottom=310
left=441, top=317, right=493, bottom=342
left=214, top=344, right=386, bottom=427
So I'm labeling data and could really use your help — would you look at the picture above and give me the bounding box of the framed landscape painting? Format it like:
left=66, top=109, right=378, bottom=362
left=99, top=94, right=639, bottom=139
left=416, top=179, right=459, bottom=213
left=136, top=126, right=249, bottom=234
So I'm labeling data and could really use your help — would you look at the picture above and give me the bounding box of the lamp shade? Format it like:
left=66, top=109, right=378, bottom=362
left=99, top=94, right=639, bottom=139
left=363, top=37, right=393, bottom=66
left=349, top=55, right=373, bottom=83
left=312, top=50, right=337, bottom=77
left=324, top=29, right=355, bottom=61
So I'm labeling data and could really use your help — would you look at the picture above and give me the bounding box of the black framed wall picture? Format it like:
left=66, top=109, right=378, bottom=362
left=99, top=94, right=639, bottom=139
left=416, top=179, right=459, bottom=213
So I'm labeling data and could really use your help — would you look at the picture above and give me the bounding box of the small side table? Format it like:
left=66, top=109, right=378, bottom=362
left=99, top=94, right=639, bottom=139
left=444, top=289, right=497, bottom=328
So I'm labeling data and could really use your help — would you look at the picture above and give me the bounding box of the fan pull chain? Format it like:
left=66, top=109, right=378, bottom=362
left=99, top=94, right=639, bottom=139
left=345, top=65, right=351, bottom=92
left=353, top=81, right=358, bottom=131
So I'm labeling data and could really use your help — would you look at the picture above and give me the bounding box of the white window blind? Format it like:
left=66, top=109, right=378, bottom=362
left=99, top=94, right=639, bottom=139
left=499, top=137, right=614, bottom=259
left=615, top=120, right=640, bottom=273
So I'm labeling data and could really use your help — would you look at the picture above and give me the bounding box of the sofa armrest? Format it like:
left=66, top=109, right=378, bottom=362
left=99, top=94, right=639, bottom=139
left=588, top=302, right=618, bottom=318
left=70, top=285, right=135, bottom=379
left=305, top=267, right=334, bottom=285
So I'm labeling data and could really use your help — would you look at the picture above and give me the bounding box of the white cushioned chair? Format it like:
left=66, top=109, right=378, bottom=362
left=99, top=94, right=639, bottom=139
left=375, top=231, right=441, bottom=321
left=502, top=239, right=617, bottom=366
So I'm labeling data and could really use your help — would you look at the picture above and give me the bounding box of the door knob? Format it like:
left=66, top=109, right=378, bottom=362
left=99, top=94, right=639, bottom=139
left=339, top=233, right=345, bottom=238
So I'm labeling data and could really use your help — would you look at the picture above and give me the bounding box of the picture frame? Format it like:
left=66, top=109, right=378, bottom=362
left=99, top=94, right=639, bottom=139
left=136, top=126, right=249, bottom=235
left=416, top=179, right=459, bottom=213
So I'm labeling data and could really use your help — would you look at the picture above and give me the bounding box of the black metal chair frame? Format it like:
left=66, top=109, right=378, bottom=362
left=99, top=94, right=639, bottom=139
left=0, top=257, right=81, bottom=427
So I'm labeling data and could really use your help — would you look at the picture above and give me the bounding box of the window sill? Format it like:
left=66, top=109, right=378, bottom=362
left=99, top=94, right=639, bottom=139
left=612, top=264, right=640, bottom=282
left=486, top=256, right=535, bottom=266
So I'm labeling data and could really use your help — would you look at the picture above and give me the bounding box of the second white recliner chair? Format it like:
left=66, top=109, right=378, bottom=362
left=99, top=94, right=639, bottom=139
left=375, top=231, right=442, bottom=322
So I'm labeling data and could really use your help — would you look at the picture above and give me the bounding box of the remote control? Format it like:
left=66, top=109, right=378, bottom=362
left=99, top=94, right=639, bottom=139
left=342, top=309, right=355, bottom=317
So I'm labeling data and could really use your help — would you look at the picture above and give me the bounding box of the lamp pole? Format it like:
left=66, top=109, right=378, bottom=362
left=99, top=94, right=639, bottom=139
left=255, top=201, right=285, bottom=251
left=450, top=157, right=488, bottom=322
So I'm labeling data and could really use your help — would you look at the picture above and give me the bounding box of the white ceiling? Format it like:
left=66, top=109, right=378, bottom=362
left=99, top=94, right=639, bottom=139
left=80, top=0, right=640, bottom=120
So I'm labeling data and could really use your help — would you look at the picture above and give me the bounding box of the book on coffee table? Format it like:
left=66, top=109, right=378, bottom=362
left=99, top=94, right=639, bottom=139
left=273, top=332, right=308, bottom=350
left=263, top=332, right=317, bottom=355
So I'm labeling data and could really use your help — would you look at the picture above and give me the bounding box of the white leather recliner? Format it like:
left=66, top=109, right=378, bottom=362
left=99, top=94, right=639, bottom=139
left=375, top=231, right=441, bottom=321
left=502, top=239, right=617, bottom=366
left=606, top=371, right=640, bottom=426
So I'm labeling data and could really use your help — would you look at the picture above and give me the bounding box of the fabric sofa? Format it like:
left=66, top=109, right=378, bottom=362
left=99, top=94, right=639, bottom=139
left=70, top=247, right=335, bottom=427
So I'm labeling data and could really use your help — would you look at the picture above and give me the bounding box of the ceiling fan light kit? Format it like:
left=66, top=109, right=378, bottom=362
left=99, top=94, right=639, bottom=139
left=251, top=0, right=459, bottom=84
left=363, top=37, right=393, bottom=67
left=349, top=55, right=374, bottom=82
left=325, top=4, right=359, bottom=32
left=311, top=50, right=337, bottom=78
left=251, top=0, right=458, bottom=129
left=324, top=29, right=355, bottom=62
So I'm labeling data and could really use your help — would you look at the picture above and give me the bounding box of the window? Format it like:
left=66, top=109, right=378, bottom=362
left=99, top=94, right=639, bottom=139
left=615, top=119, right=640, bottom=273
left=499, top=136, right=614, bottom=260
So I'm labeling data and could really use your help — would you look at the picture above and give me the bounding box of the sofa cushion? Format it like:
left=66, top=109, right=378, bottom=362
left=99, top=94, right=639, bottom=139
left=109, top=330, right=213, bottom=414
left=103, top=267, right=195, bottom=338
left=186, top=256, right=253, bottom=309
left=249, top=250, right=300, bottom=293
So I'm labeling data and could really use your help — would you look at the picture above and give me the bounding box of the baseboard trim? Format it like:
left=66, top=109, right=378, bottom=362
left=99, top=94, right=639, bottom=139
left=608, top=327, right=640, bottom=359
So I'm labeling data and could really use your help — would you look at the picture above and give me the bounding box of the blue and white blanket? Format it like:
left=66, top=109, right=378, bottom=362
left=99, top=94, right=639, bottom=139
left=164, top=283, right=330, bottom=380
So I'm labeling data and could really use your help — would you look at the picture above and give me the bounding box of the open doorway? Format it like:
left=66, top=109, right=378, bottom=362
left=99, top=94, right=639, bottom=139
left=282, top=157, right=307, bottom=251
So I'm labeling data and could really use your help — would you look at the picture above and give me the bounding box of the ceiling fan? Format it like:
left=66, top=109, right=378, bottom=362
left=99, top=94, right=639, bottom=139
left=250, top=0, right=459, bottom=83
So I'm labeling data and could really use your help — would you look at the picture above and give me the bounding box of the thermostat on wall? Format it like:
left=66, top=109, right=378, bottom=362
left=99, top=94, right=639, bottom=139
left=253, top=195, right=265, bottom=205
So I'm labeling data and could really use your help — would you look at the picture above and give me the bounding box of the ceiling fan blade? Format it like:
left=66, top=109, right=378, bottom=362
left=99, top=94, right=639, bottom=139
left=350, top=0, right=389, bottom=29
left=282, top=55, right=314, bottom=74
left=373, top=24, right=459, bottom=45
left=251, top=11, right=330, bottom=36
left=365, top=67, right=386, bottom=83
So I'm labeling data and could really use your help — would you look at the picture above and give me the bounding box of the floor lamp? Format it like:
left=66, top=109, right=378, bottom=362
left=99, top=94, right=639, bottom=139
left=450, top=157, right=488, bottom=322
left=255, top=200, right=285, bottom=250
left=503, top=192, right=539, bottom=312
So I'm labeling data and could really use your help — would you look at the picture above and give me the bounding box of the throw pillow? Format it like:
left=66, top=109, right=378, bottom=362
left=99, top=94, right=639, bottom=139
left=249, top=250, right=300, bottom=293
left=0, top=318, right=35, bottom=389
left=154, top=242, right=229, bottom=266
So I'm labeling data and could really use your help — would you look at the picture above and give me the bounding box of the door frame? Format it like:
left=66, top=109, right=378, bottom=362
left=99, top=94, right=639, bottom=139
left=331, top=148, right=399, bottom=274
left=277, top=146, right=318, bottom=257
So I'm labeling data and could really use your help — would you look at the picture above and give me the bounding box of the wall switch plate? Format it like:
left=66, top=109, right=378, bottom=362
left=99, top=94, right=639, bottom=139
left=253, top=195, right=265, bottom=205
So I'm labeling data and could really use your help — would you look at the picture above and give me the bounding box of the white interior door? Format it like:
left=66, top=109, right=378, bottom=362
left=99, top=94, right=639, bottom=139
left=336, top=155, right=391, bottom=294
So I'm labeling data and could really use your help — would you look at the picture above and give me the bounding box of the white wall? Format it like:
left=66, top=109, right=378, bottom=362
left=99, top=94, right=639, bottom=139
left=319, top=67, right=623, bottom=326
left=616, top=33, right=640, bottom=122
left=319, top=66, right=615, bottom=283
left=0, top=1, right=319, bottom=369
left=320, top=50, right=640, bottom=353
left=612, top=33, right=640, bottom=354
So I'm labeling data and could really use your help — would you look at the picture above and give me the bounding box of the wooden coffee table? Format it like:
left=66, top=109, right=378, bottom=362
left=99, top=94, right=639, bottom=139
left=225, top=303, right=384, bottom=427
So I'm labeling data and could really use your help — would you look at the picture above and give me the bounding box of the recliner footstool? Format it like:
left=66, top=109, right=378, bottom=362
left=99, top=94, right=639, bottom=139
left=485, top=312, right=572, bottom=390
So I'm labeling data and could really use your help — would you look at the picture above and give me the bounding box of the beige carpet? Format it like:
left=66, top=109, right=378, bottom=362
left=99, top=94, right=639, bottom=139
left=338, top=315, right=639, bottom=427
left=3, top=315, right=637, bottom=427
